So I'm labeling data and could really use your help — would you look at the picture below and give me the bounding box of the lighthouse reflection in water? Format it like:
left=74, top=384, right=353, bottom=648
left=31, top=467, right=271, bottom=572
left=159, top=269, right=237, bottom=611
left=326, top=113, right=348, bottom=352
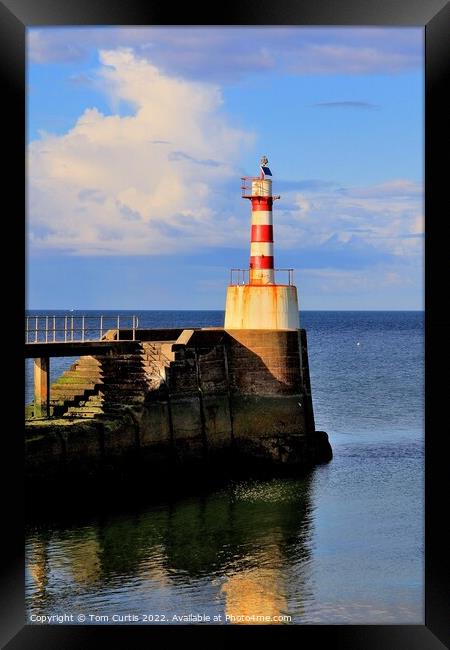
left=27, top=477, right=311, bottom=625
left=26, top=310, right=423, bottom=624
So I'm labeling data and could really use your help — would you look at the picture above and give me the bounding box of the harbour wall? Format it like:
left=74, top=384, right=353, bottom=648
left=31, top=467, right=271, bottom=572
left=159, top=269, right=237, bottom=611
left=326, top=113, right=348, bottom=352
left=25, top=328, right=332, bottom=487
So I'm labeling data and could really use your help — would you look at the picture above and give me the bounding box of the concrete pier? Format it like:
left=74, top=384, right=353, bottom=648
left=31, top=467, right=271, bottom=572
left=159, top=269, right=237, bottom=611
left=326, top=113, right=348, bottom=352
left=25, top=327, right=332, bottom=487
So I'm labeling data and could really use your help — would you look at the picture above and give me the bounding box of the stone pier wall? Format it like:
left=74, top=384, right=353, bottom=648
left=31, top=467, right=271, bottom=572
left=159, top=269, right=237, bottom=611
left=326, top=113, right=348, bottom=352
left=25, top=328, right=332, bottom=485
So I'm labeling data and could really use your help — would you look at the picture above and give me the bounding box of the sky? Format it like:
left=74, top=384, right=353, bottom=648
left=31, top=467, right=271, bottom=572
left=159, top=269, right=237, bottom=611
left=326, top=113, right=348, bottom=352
left=26, top=27, right=424, bottom=310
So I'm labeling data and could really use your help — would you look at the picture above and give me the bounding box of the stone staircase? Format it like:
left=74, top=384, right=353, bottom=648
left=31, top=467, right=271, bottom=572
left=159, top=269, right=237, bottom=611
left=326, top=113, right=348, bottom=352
left=46, top=342, right=175, bottom=419
left=50, top=356, right=103, bottom=418
left=141, top=342, right=173, bottom=389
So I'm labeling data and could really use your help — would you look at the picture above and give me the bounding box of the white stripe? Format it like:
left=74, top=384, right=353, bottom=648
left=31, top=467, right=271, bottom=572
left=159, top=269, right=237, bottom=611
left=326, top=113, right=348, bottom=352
left=251, top=211, right=273, bottom=225
left=250, top=242, right=274, bottom=257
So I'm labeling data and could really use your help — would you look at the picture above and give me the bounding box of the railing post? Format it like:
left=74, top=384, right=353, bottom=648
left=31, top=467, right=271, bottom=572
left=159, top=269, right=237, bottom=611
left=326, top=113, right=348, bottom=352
left=71, top=316, right=74, bottom=341
left=35, top=316, right=38, bottom=343
left=45, top=316, right=48, bottom=343
left=100, top=315, right=103, bottom=340
left=26, top=316, right=29, bottom=344
left=117, top=314, right=120, bottom=340
left=64, top=316, right=67, bottom=342
left=82, top=315, right=85, bottom=341
left=53, top=316, right=56, bottom=342
left=132, top=315, right=136, bottom=341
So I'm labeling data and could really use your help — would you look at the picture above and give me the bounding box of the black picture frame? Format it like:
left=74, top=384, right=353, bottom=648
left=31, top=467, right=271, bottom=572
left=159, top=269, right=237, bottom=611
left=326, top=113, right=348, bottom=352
left=2, top=1, right=449, bottom=647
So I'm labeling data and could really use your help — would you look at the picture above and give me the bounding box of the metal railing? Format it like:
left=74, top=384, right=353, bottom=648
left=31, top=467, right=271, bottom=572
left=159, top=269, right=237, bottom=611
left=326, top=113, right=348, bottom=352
left=241, top=176, right=262, bottom=198
left=229, top=268, right=294, bottom=286
left=240, top=176, right=280, bottom=200
left=25, top=314, right=139, bottom=344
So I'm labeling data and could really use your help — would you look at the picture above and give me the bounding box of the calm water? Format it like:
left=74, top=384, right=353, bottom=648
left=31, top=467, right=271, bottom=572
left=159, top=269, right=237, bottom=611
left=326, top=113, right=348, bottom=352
left=25, top=311, right=424, bottom=624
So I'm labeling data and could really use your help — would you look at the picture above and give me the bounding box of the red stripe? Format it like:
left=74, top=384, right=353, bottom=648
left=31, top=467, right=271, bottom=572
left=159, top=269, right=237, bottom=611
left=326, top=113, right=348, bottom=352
left=251, top=197, right=273, bottom=211
left=251, top=225, right=273, bottom=242
left=250, top=256, right=274, bottom=270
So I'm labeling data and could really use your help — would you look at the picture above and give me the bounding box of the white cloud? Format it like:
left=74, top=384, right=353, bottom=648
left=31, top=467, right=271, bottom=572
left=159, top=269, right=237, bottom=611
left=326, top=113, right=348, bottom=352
left=299, top=265, right=420, bottom=299
left=28, top=27, right=423, bottom=79
left=28, top=49, right=254, bottom=255
left=275, top=179, right=423, bottom=258
left=289, top=44, right=420, bottom=75
left=27, top=46, right=423, bottom=275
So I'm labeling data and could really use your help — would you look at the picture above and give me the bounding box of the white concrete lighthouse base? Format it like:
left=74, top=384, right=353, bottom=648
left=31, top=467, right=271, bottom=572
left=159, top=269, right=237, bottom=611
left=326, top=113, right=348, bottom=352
left=224, top=284, right=300, bottom=330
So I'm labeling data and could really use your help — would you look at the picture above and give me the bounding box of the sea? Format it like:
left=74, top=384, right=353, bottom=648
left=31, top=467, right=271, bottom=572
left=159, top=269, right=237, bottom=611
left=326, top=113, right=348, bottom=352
left=25, top=310, right=424, bottom=625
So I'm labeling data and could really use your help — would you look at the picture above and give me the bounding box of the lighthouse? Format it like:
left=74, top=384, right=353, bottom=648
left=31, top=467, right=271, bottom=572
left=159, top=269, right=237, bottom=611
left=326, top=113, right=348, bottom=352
left=224, top=157, right=300, bottom=330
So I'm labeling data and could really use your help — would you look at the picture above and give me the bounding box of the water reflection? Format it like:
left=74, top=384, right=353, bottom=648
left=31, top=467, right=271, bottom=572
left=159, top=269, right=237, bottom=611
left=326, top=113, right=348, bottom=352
left=26, top=475, right=314, bottom=624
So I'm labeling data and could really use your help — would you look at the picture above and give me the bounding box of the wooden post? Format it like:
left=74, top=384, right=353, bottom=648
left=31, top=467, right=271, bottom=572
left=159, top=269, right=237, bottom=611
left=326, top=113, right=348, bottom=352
left=34, top=357, right=50, bottom=418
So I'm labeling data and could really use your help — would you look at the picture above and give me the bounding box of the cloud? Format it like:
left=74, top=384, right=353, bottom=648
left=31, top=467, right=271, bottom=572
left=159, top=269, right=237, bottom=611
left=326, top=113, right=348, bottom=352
left=28, top=30, right=86, bottom=64
left=168, top=151, right=224, bottom=167
left=28, top=27, right=423, bottom=79
left=288, top=43, right=421, bottom=75
left=338, top=179, right=422, bottom=198
left=283, top=234, right=396, bottom=270
left=313, top=101, right=380, bottom=110
left=28, top=48, right=254, bottom=255
left=276, top=179, right=337, bottom=192
left=78, top=188, right=106, bottom=203
left=298, top=264, right=421, bottom=299
left=273, top=178, right=423, bottom=261
left=27, top=46, right=423, bottom=280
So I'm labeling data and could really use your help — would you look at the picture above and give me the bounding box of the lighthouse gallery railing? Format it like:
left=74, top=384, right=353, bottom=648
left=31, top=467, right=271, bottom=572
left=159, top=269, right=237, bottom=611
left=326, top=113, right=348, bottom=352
left=229, top=268, right=294, bottom=286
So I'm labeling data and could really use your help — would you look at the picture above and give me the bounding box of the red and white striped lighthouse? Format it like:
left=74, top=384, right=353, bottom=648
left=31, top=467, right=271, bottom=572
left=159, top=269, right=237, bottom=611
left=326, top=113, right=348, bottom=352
left=247, top=160, right=275, bottom=285
left=224, top=156, right=300, bottom=330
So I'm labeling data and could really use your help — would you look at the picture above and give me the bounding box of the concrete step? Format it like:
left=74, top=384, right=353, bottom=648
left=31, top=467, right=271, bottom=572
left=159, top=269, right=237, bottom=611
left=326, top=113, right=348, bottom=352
left=101, top=368, right=145, bottom=375
left=53, top=376, right=99, bottom=387
left=143, top=373, right=162, bottom=380
left=144, top=356, right=171, bottom=366
left=62, top=369, right=103, bottom=377
left=102, top=394, right=146, bottom=404
left=72, top=361, right=101, bottom=370
left=100, top=379, right=146, bottom=386
left=143, top=357, right=166, bottom=365
left=101, top=403, right=145, bottom=413
left=143, top=363, right=168, bottom=372
left=51, top=385, right=99, bottom=395
left=50, top=394, right=97, bottom=406
left=62, top=411, right=99, bottom=419
left=66, top=405, right=104, bottom=414
left=101, top=395, right=147, bottom=403
left=100, top=369, right=146, bottom=376
left=102, top=363, right=144, bottom=377
left=103, top=382, right=147, bottom=390
left=78, top=397, right=104, bottom=407
left=50, top=397, right=78, bottom=408
left=50, top=391, right=93, bottom=401
left=101, top=354, right=143, bottom=362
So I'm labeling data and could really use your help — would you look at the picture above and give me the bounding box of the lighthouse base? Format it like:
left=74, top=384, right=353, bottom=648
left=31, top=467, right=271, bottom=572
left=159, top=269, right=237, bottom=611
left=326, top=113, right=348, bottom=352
left=224, top=284, right=300, bottom=330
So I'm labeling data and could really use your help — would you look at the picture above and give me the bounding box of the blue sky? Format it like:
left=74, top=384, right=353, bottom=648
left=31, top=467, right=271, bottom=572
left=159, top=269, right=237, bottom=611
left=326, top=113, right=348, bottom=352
left=27, top=27, right=424, bottom=310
